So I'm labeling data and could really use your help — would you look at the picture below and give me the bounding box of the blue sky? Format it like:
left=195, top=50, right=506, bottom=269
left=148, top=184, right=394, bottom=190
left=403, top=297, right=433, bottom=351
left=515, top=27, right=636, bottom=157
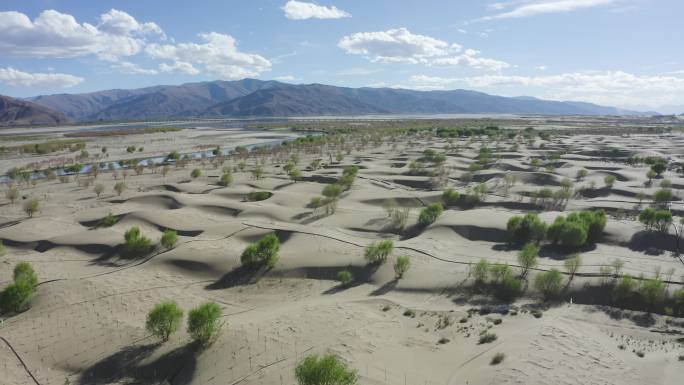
left=0, top=0, right=682, bottom=112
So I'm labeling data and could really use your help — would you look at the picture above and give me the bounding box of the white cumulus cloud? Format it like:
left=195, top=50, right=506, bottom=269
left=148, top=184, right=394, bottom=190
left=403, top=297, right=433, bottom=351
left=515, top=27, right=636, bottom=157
left=0, top=9, right=163, bottom=61
left=338, top=28, right=451, bottom=64
left=0, top=67, right=84, bottom=88
left=282, top=1, right=350, bottom=20
left=146, top=32, right=271, bottom=79
left=339, top=28, right=508, bottom=71
left=481, top=0, right=616, bottom=20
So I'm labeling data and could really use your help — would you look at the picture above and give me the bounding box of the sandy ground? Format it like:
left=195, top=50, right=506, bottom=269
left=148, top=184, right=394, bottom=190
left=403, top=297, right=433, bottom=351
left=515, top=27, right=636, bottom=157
left=1, top=127, right=684, bottom=385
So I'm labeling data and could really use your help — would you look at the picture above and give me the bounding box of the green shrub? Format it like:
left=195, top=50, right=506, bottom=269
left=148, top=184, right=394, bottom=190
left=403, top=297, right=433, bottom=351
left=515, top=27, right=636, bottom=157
left=246, top=191, right=272, bottom=201
left=491, top=352, right=505, bottom=365
left=394, top=256, right=411, bottom=278
left=187, top=302, right=222, bottom=345
left=604, top=175, right=616, bottom=188
left=146, top=301, right=183, bottom=341
left=494, top=275, right=524, bottom=302
left=639, top=278, right=666, bottom=311
left=403, top=309, right=416, bottom=317
left=507, top=213, right=547, bottom=245
left=114, top=181, right=127, bottom=196
left=639, top=208, right=672, bottom=232
left=123, top=226, right=155, bottom=257
left=442, top=189, right=460, bottom=206
left=473, top=259, right=490, bottom=283
left=160, top=230, right=178, bottom=250
left=102, top=212, right=118, bottom=227
left=547, top=217, right=586, bottom=247
left=295, top=354, right=358, bottom=385
left=241, top=233, right=280, bottom=268
left=0, top=279, right=35, bottom=313
left=418, top=203, right=443, bottom=226
left=190, top=168, right=202, bottom=179
left=613, top=275, right=636, bottom=304
left=14, top=262, right=38, bottom=288
left=651, top=160, right=667, bottom=176
left=23, top=198, right=40, bottom=218
left=534, top=269, right=564, bottom=300
left=0, top=262, right=38, bottom=314
left=337, top=270, right=353, bottom=287
left=653, top=188, right=673, bottom=204
left=0, top=240, right=5, bottom=257
left=364, top=240, right=394, bottom=264
left=479, top=332, right=498, bottom=344
left=219, top=171, right=233, bottom=186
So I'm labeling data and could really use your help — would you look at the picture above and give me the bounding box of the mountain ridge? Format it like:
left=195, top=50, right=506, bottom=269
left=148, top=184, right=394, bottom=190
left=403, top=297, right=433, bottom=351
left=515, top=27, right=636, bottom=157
left=0, top=95, right=72, bottom=126
left=25, top=79, right=648, bottom=121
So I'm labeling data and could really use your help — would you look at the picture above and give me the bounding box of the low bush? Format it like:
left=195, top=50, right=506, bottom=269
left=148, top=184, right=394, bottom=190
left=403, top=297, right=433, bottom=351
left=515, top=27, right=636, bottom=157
left=534, top=269, right=564, bottom=300
left=507, top=213, right=547, bottom=245
left=364, top=240, right=394, bottom=264
left=394, top=255, right=411, bottom=278
left=241, top=233, right=280, bottom=268
left=123, top=226, right=155, bottom=257
left=295, top=353, right=358, bottom=385
left=101, top=212, right=118, bottom=227
left=418, top=203, right=443, bottom=226
left=337, top=270, right=353, bottom=287
left=246, top=191, right=272, bottom=201
left=490, top=352, right=505, bottom=365
left=479, top=332, right=498, bottom=344
left=0, top=262, right=38, bottom=314
left=146, top=301, right=183, bottom=342
left=187, top=302, right=222, bottom=346
left=442, top=188, right=460, bottom=206
left=160, top=230, right=178, bottom=250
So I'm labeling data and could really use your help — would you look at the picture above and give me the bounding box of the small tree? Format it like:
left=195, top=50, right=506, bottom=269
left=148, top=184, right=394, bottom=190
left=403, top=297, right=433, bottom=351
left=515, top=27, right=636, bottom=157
left=473, top=259, right=490, bottom=283
left=160, top=230, right=178, bottom=250
left=639, top=278, right=666, bottom=312
left=241, top=233, right=280, bottom=268
left=23, top=198, right=40, bottom=218
left=613, top=275, right=636, bottom=305
left=394, top=255, right=410, bottom=279
left=146, top=301, right=183, bottom=342
left=651, top=160, right=667, bottom=177
left=295, top=354, right=358, bottom=385
left=187, top=302, right=222, bottom=345
left=517, top=243, right=539, bottom=278
left=563, top=253, right=582, bottom=283
left=534, top=269, right=564, bottom=300
left=0, top=262, right=38, bottom=314
left=364, top=240, right=394, bottom=264
left=190, top=168, right=202, bottom=179
left=653, top=188, right=673, bottom=205
left=94, top=183, right=105, bottom=197
left=6, top=186, right=19, bottom=203
left=114, top=182, right=127, bottom=196
left=418, top=203, right=443, bottom=226
left=251, top=166, right=264, bottom=180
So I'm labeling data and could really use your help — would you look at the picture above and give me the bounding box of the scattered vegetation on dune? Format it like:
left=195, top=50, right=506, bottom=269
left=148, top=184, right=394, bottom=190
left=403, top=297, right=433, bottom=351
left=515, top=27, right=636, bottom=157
left=241, top=233, right=280, bottom=268
left=295, top=353, right=358, bottom=385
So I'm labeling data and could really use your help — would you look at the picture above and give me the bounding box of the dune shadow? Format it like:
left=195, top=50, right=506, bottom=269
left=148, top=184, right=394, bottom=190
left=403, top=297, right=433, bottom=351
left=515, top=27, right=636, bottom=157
left=369, top=279, right=398, bottom=296
left=205, top=264, right=269, bottom=290
left=78, top=341, right=199, bottom=385
left=628, top=231, right=677, bottom=254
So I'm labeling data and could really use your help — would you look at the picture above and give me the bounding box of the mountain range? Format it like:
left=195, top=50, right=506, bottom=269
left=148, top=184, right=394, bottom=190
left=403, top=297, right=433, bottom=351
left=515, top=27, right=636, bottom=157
left=0, top=79, right=651, bottom=125
left=0, top=95, right=71, bottom=127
